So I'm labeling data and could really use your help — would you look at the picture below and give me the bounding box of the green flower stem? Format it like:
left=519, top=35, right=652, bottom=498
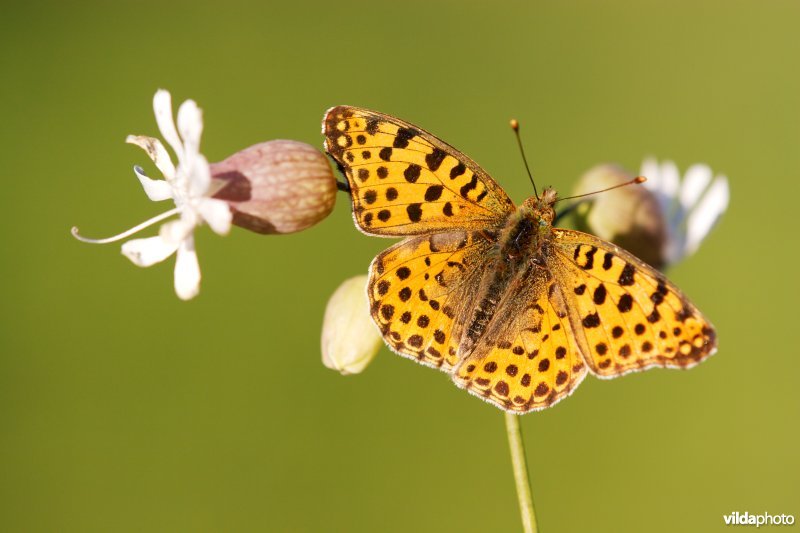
left=505, top=412, right=538, bottom=533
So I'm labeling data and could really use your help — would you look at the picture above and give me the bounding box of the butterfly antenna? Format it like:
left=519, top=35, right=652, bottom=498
left=556, top=176, right=647, bottom=203
left=510, top=119, right=538, bottom=198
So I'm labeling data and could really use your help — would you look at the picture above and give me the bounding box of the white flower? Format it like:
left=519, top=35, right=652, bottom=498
left=640, top=158, right=730, bottom=266
left=72, top=89, right=232, bottom=300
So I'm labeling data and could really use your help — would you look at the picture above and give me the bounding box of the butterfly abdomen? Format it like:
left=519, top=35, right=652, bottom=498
left=460, top=282, right=505, bottom=357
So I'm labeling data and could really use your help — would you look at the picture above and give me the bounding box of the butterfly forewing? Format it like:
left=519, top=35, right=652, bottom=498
left=323, top=106, right=515, bottom=236
left=550, top=229, right=717, bottom=377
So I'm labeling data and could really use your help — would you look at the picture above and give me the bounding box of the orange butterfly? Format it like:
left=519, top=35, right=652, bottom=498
left=323, top=106, right=717, bottom=413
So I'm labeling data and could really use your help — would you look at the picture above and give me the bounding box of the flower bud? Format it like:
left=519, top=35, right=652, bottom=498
left=210, top=140, right=337, bottom=234
left=321, top=275, right=383, bottom=375
left=570, top=164, right=667, bottom=269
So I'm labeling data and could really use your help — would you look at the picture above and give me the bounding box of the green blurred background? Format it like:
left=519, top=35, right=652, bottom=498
left=1, top=1, right=798, bottom=531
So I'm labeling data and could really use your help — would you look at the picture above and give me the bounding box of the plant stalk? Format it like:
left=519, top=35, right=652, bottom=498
left=505, top=412, right=538, bottom=533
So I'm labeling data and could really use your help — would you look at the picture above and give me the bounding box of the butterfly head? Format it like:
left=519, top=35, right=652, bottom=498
left=522, top=187, right=558, bottom=230
left=499, top=187, right=557, bottom=261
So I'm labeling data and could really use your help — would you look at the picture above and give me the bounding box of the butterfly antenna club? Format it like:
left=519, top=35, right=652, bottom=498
left=510, top=119, right=538, bottom=199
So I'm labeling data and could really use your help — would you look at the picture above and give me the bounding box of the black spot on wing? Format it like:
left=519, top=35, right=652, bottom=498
left=365, top=118, right=379, bottom=135
left=404, top=164, right=421, bottom=183
left=593, top=284, right=607, bottom=305
left=581, top=246, right=597, bottom=270
left=393, top=127, right=418, bottom=148
left=450, top=162, right=466, bottom=179
left=407, top=203, right=423, bottom=222
left=603, top=252, right=613, bottom=270
left=582, top=313, right=601, bottom=328
left=460, top=175, right=478, bottom=199
left=617, top=293, right=633, bottom=312
left=424, top=185, right=444, bottom=202
left=618, top=263, right=635, bottom=286
left=425, top=148, right=447, bottom=171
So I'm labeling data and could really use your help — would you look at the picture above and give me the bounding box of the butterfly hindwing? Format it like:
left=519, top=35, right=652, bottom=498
left=323, top=106, right=515, bottom=236
left=368, top=230, right=493, bottom=371
left=453, top=267, right=588, bottom=413
left=550, top=228, right=717, bottom=377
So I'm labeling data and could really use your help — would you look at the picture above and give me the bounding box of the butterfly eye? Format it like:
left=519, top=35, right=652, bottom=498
left=538, top=219, right=548, bottom=227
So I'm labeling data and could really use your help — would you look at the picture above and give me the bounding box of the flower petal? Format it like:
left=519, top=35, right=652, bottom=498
left=684, top=175, right=729, bottom=257
left=125, top=135, right=176, bottom=181
left=159, top=216, right=195, bottom=245
left=174, top=236, right=201, bottom=300
left=188, top=153, right=212, bottom=198
left=153, top=89, right=184, bottom=165
left=680, top=164, right=713, bottom=211
left=640, top=158, right=678, bottom=218
left=132, top=165, right=173, bottom=201
left=197, top=198, right=233, bottom=236
left=658, top=160, right=681, bottom=200
left=640, top=158, right=660, bottom=188
left=121, top=235, right=179, bottom=267
left=177, top=99, right=203, bottom=159
left=638, top=158, right=729, bottom=266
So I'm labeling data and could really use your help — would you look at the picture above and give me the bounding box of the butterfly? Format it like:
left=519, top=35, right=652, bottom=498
left=322, top=106, right=717, bottom=413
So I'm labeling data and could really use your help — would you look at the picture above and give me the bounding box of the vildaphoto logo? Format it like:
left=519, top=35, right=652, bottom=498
left=724, top=512, right=795, bottom=527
